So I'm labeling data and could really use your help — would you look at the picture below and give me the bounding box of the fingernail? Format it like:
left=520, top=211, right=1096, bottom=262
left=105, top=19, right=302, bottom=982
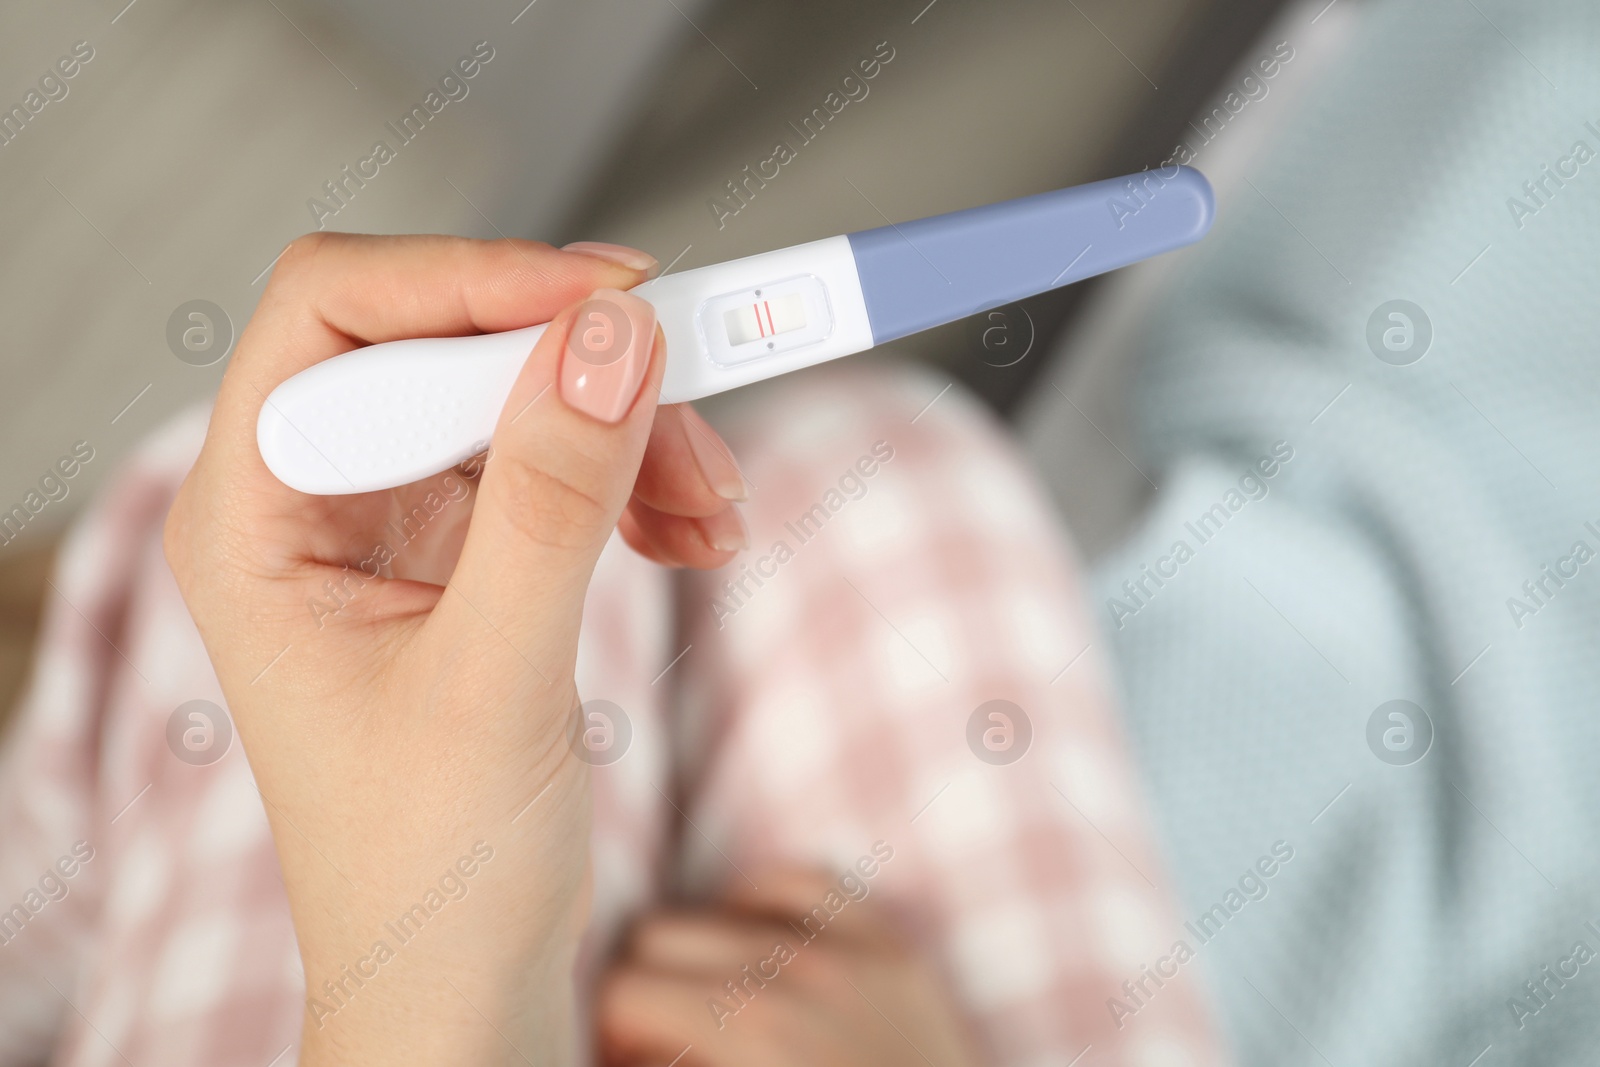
left=560, top=288, right=655, bottom=424
left=696, top=505, right=749, bottom=553
left=561, top=241, right=660, bottom=279
left=683, top=420, right=749, bottom=502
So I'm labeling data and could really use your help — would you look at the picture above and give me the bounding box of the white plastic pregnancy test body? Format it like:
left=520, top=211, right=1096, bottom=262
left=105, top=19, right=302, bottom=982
left=258, top=167, right=1214, bottom=494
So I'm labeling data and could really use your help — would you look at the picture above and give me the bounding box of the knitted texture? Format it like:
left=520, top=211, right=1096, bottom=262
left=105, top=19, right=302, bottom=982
left=1094, top=1, right=1600, bottom=1063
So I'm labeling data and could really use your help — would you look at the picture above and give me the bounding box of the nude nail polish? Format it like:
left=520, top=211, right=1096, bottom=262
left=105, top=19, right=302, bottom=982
left=560, top=241, right=660, bottom=279
left=683, top=419, right=750, bottom=502
left=560, top=288, right=655, bottom=424
left=696, top=505, right=750, bottom=553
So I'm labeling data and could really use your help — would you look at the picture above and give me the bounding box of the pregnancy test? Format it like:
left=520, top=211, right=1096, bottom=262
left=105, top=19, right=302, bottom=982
left=259, top=166, right=1213, bottom=494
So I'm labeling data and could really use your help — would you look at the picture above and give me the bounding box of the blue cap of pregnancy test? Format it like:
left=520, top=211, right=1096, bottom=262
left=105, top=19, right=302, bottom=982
left=845, top=166, right=1214, bottom=345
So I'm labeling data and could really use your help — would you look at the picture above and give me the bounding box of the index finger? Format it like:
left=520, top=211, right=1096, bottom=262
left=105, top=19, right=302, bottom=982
left=201, top=232, right=653, bottom=497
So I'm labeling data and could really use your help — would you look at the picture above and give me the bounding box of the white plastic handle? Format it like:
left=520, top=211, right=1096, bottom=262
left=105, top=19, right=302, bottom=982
left=255, top=324, right=547, bottom=495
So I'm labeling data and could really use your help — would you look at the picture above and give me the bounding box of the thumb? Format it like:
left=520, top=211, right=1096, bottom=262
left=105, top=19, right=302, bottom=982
left=440, top=287, right=662, bottom=665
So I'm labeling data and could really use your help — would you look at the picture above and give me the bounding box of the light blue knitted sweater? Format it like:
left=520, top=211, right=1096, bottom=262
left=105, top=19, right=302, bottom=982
left=1092, top=1, right=1600, bottom=1063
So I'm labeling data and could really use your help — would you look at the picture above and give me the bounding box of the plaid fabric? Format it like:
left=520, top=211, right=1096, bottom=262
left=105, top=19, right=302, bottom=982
left=0, top=362, right=1223, bottom=1067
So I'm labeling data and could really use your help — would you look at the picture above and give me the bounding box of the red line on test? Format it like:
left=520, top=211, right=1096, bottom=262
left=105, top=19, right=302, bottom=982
left=762, top=300, right=776, bottom=336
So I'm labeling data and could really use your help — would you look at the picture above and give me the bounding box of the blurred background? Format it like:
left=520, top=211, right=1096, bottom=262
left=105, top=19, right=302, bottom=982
left=0, top=0, right=1343, bottom=717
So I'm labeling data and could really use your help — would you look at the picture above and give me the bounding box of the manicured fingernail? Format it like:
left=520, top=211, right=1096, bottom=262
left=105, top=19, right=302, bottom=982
left=560, top=288, right=655, bottom=424
left=683, top=420, right=749, bottom=502
left=561, top=241, right=660, bottom=279
left=696, top=505, right=749, bottom=553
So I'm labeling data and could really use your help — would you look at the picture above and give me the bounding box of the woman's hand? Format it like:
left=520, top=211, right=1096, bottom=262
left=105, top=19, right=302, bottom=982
left=164, top=233, right=747, bottom=1064
left=597, top=870, right=987, bottom=1067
